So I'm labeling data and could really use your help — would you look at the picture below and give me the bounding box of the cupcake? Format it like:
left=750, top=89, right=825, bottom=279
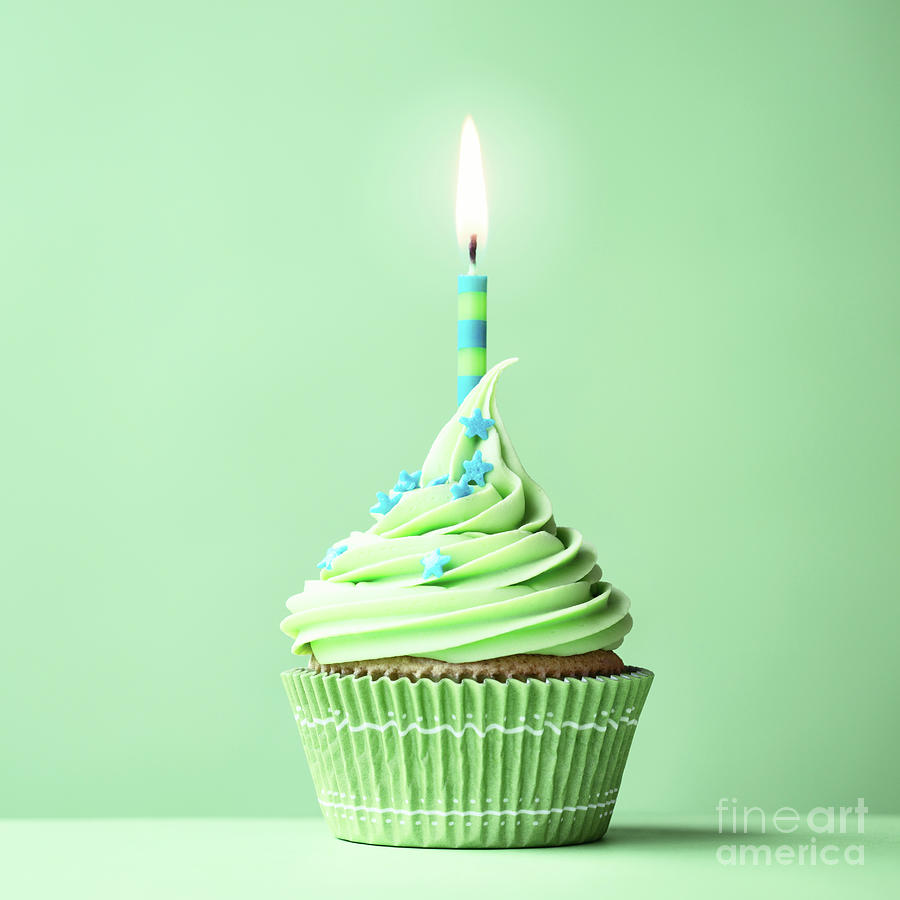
left=281, top=359, right=652, bottom=848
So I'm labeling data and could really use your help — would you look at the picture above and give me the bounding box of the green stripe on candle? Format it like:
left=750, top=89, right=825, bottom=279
left=458, top=292, right=487, bottom=320
left=457, top=346, right=487, bottom=375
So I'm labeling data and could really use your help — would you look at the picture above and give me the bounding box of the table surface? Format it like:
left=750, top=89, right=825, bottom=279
left=2, top=815, right=896, bottom=899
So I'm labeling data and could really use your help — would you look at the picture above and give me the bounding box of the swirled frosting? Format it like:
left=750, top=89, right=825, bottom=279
left=281, top=359, right=632, bottom=663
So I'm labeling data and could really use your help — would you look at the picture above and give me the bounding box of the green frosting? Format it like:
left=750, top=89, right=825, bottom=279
left=281, top=359, right=632, bottom=664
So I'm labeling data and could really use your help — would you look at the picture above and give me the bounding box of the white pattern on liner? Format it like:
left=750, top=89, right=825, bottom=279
left=297, top=714, right=639, bottom=738
left=318, top=799, right=617, bottom=818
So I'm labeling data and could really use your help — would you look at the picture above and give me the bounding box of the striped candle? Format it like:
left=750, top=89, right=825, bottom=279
left=457, top=274, right=487, bottom=407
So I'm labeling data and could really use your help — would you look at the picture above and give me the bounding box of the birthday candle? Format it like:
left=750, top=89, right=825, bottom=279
left=457, top=273, right=487, bottom=406
left=455, top=116, right=488, bottom=408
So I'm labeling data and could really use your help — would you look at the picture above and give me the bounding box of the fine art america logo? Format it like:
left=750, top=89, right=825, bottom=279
left=716, top=798, right=867, bottom=866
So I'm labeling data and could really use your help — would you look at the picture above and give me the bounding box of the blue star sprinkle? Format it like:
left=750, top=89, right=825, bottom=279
left=450, top=479, right=473, bottom=500
left=369, top=491, right=401, bottom=516
left=427, top=474, right=450, bottom=486
left=421, top=548, right=452, bottom=580
left=392, top=469, right=422, bottom=492
left=461, top=450, right=494, bottom=486
left=317, top=544, right=348, bottom=571
left=459, top=408, right=495, bottom=440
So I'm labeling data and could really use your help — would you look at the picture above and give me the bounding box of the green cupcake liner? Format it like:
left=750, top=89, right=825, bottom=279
left=282, top=667, right=653, bottom=849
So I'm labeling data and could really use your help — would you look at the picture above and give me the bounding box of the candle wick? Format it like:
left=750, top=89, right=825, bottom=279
left=468, top=234, right=477, bottom=269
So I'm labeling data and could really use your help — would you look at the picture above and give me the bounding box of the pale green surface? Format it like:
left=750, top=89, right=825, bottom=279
left=1, top=817, right=896, bottom=899
left=2, top=0, right=900, bottom=818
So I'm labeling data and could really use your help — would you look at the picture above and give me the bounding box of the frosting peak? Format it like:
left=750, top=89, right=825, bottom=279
left=281, top=359, right=632, bottom=663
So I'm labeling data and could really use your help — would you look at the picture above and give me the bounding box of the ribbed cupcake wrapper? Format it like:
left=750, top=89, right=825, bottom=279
left=282, top=667, right=653, bottom=849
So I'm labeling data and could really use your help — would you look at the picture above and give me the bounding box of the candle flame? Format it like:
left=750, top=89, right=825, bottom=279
left=455, top=116, right=488, bottom=253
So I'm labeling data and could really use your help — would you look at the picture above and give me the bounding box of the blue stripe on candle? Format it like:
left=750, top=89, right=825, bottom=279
left=457, top=274, right=488, bottom=293
left=457, top=319, right=487, bottom=349
left=457, top=375, right=482, bottom=407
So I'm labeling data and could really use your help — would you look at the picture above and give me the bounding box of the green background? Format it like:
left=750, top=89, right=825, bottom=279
left=2, top=0, right=898, bottom=819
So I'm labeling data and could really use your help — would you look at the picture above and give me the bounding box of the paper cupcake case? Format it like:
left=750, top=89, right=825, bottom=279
left=282, top=667, right=653, bottom=849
